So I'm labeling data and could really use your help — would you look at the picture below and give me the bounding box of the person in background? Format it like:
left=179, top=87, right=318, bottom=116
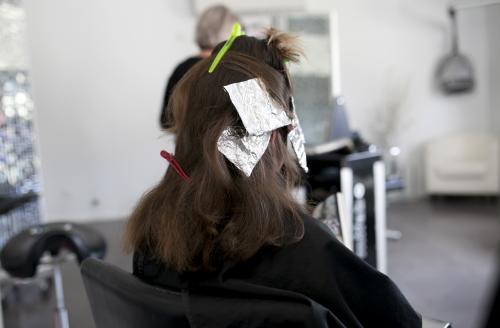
left=159, top=5, right=239, bottom=129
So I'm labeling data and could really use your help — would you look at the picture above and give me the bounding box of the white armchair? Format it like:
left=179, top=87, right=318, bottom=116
left=425, top=134, right=499, bottom=195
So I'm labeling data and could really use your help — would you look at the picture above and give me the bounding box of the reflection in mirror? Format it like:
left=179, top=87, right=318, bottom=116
left=243, top=13, right=334, bottom=144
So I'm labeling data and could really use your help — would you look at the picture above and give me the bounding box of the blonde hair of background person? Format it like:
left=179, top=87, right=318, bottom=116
left=159, top=5, right=239, bottom=129
left=195, top=5, right=239, bottom=52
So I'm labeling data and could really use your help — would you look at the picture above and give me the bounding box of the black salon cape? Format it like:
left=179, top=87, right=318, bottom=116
left=133, top=216, right=421, bottom=327
left=160, top=56, right=202, bottom=129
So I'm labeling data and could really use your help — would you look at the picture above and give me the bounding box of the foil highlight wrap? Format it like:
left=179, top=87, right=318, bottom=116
left=217, top=128, right=271, bottom=177
left=223, top=78, right=291, bottom=135
left=217, top=79, right=308, bottom=176
left=288, top=111, right=308, bottom=173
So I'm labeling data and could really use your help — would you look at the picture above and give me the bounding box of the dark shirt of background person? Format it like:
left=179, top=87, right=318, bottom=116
left=159, top=5, right=239, bottom=129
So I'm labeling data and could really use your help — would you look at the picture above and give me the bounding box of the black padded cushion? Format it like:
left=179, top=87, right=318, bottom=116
left=0, top=191, right=38, bottom=215
left=0, top=222, right=106, bottom=278
left=81, top=258, right=190, bottom=328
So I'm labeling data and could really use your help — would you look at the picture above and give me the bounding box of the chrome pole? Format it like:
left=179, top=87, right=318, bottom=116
left=52, top=265, right=69, bottom=328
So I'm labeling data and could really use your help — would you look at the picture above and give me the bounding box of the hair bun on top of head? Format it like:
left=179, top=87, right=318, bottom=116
left=208, top=24, right=302, bottom=74
left=264, top=28, right=303, bottom=64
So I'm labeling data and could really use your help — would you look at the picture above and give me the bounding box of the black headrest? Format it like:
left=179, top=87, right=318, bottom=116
left=81, top=258, right=190, bottom=328
left=0, top=222, right=106, bottom=278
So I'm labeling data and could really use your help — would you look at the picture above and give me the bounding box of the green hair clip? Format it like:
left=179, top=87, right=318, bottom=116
left=208, top=23, right=244, bottom=74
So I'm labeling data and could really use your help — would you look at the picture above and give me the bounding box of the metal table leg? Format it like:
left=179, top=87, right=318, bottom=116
left=52, top=265, right=69, bottom=328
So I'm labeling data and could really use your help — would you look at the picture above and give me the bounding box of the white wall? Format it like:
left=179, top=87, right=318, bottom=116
left=25, top=0, right=498, bottom=222
left=25, top=0, right=190, bottom=221
left=487, top=6, right=500, bottom=135
left=307, top=0, right=494, bottom=197
left=485, top=5, right=500, bottom=189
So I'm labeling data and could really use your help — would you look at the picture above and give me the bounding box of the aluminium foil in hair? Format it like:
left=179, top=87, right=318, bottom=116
left=288, top=111, right=308, bottom=173
left=223, top=78, right=292, bottom=135
left=217, top=128, right=271, bottom=177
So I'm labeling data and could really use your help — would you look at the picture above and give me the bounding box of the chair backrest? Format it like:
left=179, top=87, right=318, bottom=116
left=427, top=134, right=498, bottom=162
left=311, top=193, right=352, bottom=250
left=81, top=258, right=190, bottom=328
left=335, top=192, right=353, bottom=251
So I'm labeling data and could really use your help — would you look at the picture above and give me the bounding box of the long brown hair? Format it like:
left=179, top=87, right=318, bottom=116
left=124, top=29, right=305, bottom=272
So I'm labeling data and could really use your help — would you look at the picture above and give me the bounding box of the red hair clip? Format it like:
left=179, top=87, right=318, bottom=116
left=160, top=150, right=190, bottom=181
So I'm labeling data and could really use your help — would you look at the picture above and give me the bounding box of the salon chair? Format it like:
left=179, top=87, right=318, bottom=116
left=82, top=258, right=359, bottom=327
left=306, top=100, right=404, bottom=203
left=0, top=222, right=107, bottom=328
left=82, top=258, right=452, bottom=328
left=425, top=134, right=499, bottom=196
left=81, top=258, right=190, bottom=328
left=305, top=101, right=376, bottom=204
